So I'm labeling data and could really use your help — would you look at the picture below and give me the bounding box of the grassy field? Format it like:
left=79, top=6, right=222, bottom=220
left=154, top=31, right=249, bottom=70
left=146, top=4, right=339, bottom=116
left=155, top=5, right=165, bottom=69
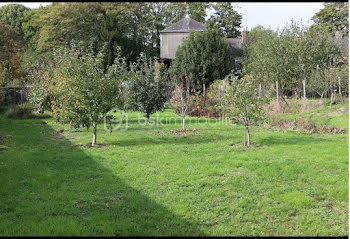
left=0, top=102, right=348, bottom=236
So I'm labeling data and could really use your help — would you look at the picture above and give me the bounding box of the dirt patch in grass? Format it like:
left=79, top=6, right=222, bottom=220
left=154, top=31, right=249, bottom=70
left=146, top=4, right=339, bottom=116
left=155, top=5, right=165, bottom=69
left=50, top=129, right=65, bottom=140
left=231, top=171, right=248, bottom=175
left=329, top=107, right=348, bottom=116
left=56, top=129, right=65, bottom=134
left=230, top=142, right=261, bottom=148
left=81, top=143, right=107, bottom=148
left=169, top=129, right=199, bottom=135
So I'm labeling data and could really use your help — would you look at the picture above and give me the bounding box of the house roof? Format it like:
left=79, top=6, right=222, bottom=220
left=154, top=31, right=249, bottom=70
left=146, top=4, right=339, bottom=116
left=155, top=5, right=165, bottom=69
left=160, top=17, right=205, bottom=33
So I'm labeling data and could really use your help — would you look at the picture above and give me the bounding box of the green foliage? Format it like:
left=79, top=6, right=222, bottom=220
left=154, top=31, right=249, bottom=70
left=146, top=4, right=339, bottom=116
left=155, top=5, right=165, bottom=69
left=222, top=74, right=266, bottom=126
left=209, top=3, right=242, bottom=38
left=28, top=78, right=50, bottom=113
left=28, top=42, right=128, bottom=145
left=308, top=62, right=348, bottom=98
left=129, top=54, right=170, bottom=120
left=170, top=25, right=234, bottom=92
left=0, top=4, right=29, bottom=35
left=5, top=103, right=33, bottom=119
left=222, top=74, right=267, bottom=146
left=165, top=3, right=209, bottom=24
left=311, top=2, right=349, bottom=37
left=242, top=25, right=278, bottom=89
left=0, top=22, right=26, bottom=89
left=243, top=21, right=343, bottom=96
left=21, top=2, right=210, bottom=65
left=55, top=42, right=127, bottom=136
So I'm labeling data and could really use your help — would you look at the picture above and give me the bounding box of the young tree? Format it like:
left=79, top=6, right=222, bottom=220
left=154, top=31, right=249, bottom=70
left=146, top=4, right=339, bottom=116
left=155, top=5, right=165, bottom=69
left=222, top=74, right=266, bottom=147
left=129, top=54, right=170, bottom=122
left=171, top=75, right=192, bottom=130
left=52, top=43, right=127, bottom=146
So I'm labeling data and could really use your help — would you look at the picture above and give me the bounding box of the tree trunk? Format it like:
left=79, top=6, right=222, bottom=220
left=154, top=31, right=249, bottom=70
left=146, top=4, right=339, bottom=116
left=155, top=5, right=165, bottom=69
left=338, top=77, right=342, bottom=96
left=203, top=83, right=206, bottom=98
left=92, top=121, right=97, bottom=147
left=146, top=114, right=150, bottom=124
left=258, top=83, right=262, bottom=98
left=182, top=116, right=186, bottom=130
left=302, top=79, right=306, bottom=100
left=20, top=89, right=23, bottom=104
left=276, top=81, right=280, bottom=110
left=245, top=125, right=250, bottom=147
left=70, top=120, right=73, bottom=131
left=330, top=92, right=334, bottom=109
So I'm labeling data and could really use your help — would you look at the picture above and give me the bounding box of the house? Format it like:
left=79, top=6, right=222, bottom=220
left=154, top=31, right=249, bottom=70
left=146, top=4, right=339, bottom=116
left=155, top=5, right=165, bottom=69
left=160, top=17, right=205, bottom=60
left=159, top=17, right=248, bottom=75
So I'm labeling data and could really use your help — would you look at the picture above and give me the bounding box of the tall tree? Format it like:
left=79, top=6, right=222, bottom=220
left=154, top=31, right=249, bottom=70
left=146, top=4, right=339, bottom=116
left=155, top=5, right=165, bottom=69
left=0, top=4, right=30, bottom=35
left=22, top=3, right=151, bottom=63
left=165, top=2, right=209, bottom=24
left=170, top=24, right=234, bottom=93
left=209, top=3, right=242, bottom=38
left=311, top=2, right=349, bottom=37
left=0, top=24, right=25, bottom=85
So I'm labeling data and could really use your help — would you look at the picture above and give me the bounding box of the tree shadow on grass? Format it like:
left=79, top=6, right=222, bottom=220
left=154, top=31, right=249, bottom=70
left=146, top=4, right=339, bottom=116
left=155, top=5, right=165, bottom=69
left=0, top=118, right=205, bottom=236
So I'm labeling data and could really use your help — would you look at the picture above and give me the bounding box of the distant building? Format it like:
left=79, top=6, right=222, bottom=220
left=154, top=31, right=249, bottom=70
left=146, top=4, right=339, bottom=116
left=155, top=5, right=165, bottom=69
left=159, top=17, right=248, bottom=75
left=160, top=17, right=205, bottom=60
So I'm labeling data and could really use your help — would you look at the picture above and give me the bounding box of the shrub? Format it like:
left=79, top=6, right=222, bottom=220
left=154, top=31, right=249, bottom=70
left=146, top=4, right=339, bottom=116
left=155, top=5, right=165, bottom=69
left=264, top=115, right=346, bottom=134
left=179, top=80, right=227, bottom=118
left=5, top=103, right=33, bottom=119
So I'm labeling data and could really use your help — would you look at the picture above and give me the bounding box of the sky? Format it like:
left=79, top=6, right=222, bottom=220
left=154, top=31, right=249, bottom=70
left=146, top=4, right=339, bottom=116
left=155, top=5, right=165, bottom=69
left=0, top=2, right=325, bottom=31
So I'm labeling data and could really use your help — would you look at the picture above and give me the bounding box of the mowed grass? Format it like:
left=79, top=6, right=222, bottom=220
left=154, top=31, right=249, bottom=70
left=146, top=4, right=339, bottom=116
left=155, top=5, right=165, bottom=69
left=0, top=103, right=348, bottom=236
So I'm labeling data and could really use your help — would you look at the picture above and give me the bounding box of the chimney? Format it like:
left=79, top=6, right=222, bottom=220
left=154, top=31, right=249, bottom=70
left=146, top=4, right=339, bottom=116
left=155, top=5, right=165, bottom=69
left=335, top=25, right=342, bottom=40
left=242, top=27, right=249, bottom=42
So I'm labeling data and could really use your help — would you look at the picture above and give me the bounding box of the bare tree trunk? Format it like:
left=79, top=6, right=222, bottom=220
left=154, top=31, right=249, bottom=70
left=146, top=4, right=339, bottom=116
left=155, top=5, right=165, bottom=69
left=338, top=77, right=342, bottom=96
left=258, top=83, right=262, bottom=98
left=245, top=125, right=250, bottom=147
left=70, top=120, right=73, bottom=131
left=330, top=92, right=334, bottom=109
left=276, top=81, right=280, bottom=110
left=92, top=121, right=97, bottom=147
left=302, top=79, right=306, bottom=100
left=203, top=83, right=206, bottom=98
left=20, top=89, right=23, bottom=104
left=182, top=116, right=186, bottom=130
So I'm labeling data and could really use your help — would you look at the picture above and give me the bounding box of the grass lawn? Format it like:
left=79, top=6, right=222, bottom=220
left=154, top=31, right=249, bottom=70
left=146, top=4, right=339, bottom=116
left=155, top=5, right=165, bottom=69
left=0, top=102, right=348, bottom=236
